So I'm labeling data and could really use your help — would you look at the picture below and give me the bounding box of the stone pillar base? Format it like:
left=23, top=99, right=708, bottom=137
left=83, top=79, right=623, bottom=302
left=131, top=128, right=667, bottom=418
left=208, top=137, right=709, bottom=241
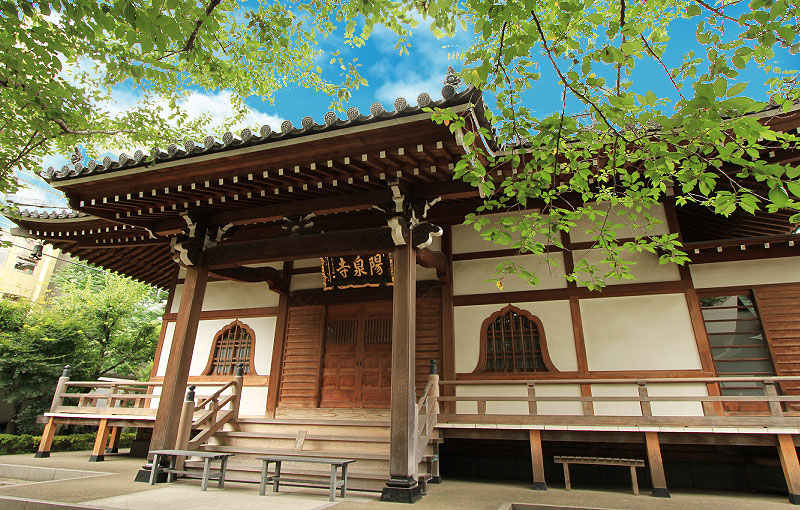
left=652, top=487, right=670, bottom=498
left=34, top=451, right=49, bottom=458
left=532, top=481, right=547, bottom=490
left=381, top=477, right=422, bottom=503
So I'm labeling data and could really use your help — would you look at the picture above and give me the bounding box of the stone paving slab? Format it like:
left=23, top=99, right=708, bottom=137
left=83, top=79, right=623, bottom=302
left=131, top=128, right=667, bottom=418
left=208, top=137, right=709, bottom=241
left=84, top=481, right=379, bottom=510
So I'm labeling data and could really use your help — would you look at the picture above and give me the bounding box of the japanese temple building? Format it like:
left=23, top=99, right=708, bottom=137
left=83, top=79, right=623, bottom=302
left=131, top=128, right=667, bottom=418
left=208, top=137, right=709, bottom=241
left=9, top=84, right=800, bottom=503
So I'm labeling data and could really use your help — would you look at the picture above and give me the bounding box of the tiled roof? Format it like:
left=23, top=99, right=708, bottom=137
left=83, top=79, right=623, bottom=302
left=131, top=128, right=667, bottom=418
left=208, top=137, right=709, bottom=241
left=16, top=208, right=87, bottom=219
left=43, top=85, right=482, bottom=182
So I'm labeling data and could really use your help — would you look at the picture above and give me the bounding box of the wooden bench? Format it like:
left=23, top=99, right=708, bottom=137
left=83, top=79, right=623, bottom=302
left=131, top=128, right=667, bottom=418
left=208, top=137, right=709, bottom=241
left=257, top=455, right=356, bottom=502
left=149, top=449, right=234, bottom=491
left=554, top=456, right=645, bottom=495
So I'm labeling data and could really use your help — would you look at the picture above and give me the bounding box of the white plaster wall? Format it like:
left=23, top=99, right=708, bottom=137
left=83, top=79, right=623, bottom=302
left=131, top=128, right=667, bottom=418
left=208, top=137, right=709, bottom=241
left=294, top=258, right=321, bottom=269
left=590, top=384, right=642, bottom=416
left=580, top=294, right=702, bottom=371
left=571, top=249, right=681, bottom=285
left=170, top=281, right=279, bottom=312
left=569, top=203, right=670, bottom=243
left=454, top=384, right=582, bottom=416
left=648, top=383, right=706, bottom=416
left=202, top=281, right=279, bottom=310
left=453, top=253, right=568, bottom=296
left=690, top=257, right=800, bottom=289
left=156, top=322, right=176, bottom=375
left=453, top=301, right=578, bottom=374
left=156, top=316, right=276, bottom=377
left=291, top=272, right=323, bottom=291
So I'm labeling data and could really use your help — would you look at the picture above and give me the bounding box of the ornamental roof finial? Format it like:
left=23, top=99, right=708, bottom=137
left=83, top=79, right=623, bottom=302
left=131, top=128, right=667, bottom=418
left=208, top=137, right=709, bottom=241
left=69, top=146, right=82, bottom=165
left=443, top=66, right=461, bottom=89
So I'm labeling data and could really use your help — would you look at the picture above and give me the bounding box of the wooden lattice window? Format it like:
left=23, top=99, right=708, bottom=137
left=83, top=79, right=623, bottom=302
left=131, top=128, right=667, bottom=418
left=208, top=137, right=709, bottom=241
left=475, top=305, right=555, bottom=374
left=203, top=320, right=256, bottom=376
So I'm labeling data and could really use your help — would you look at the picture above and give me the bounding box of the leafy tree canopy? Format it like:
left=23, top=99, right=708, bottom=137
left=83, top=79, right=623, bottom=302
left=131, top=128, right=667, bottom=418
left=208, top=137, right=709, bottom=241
left=0, top=263, right=164, bottom=433
left=2, top=0, right=798, bottom=288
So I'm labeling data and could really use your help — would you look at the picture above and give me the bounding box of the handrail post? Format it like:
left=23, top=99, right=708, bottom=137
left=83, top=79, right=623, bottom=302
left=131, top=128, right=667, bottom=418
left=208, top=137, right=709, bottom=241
left=764, top=380, right=784, bottom=417
left=527, top=383, right=538, bottom=416
left=174, top=385, right=196, bottom=470
left=638, top=381, right=652, bottom=417
left=50, top=365, right=71, bottom=412
left=428, top=359, right=439, bottom=416
left=232, top=364, right=244, bottom=418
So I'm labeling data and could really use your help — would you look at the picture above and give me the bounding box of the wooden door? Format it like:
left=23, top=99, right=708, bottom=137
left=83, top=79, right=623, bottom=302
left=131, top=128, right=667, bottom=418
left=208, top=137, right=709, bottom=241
left=278, top=306, right=326, bottom=407
left=320, top=302, right=392, bottom=408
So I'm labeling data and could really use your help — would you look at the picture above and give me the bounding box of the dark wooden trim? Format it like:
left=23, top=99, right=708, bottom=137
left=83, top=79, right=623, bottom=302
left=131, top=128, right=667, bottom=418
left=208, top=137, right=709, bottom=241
left=162, top=306, right=279, bottom=321
left=292, top=266, right=322, bottom=275
left=452, top=248, right=539, bottom=262
left=149, top=375, right=269, bottom=386
left=200, top=319, right=259, bottom=376
left=569, top=296, right=589, bottom=376
left=695, top=281, right=800, bottom=297
left=289, top=280, right=442, bottom=306
left=688, top=246, right=800, bottom=264
left=453, top=280, right=688, bottom=306
left=266, top=261, right=293, bottom=417
left=453, top=369, right=710, bottom=381
left=313, top=305, right=327, bottom=408
left=209, top=266, right=289, bottom=294
left=473, top=304, right=557, bottom=375
left=441, top=225, right=456, bottom=414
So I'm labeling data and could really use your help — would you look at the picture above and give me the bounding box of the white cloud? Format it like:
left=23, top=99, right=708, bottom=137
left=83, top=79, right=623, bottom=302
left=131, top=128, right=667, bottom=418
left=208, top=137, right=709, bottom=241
left=375, top=74, right=446, bottom=105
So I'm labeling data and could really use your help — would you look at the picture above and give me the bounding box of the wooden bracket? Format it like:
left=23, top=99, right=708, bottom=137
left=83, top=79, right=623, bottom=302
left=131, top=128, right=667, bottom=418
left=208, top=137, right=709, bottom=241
left=416, top=249, right=450, bottom=282
left=210, top=266, right=290, bottom=295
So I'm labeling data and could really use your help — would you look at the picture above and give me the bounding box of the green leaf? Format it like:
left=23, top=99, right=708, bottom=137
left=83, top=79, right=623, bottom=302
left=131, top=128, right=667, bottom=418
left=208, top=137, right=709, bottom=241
left=769, top=186, right=790, bottom=208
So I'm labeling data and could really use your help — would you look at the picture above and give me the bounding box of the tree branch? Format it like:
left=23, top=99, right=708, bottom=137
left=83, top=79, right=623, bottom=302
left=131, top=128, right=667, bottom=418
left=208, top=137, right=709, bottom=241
left=530, top=9, right=628, bottom=143
left=640, top=35, right=686, bottom=100
left=50, top=118, right=134, bottom=136
left=694, top=0, right=740, bottom=24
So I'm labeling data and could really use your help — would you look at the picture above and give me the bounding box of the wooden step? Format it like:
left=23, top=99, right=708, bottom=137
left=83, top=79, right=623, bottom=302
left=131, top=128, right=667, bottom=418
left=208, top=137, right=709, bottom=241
left=236, top=417, right=390, bottom=427
left=214, top=430, right=390, bottom=443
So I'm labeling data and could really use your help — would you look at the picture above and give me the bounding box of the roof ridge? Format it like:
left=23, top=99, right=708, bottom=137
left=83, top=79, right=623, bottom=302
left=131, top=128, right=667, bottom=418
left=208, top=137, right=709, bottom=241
left=42, top=85, right=482, bottom=182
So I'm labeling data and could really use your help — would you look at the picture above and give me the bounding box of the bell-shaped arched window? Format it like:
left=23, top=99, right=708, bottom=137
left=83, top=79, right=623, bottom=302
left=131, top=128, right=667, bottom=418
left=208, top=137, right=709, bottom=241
left=476, top=305, right=555, bottom=373
left=203, top=320, right=256, bottom=376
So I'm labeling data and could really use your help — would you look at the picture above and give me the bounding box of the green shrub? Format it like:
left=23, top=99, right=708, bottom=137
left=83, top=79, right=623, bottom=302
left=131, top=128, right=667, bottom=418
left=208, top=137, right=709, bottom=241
left=0, top=432, right=135, bottom=455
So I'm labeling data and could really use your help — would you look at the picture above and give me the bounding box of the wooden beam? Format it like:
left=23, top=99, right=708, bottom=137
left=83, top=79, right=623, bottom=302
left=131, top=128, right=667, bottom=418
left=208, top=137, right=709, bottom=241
left=266, top=262, right=293, bottom=417
left=209, top=265, right=289, bottom=294
left=529, top=429, right=547, bottom=490
left=416, top=248, right=449, bottom=281
left=150, top=262, right=208, bottom=453
left=381, top=241, right=421, bottom=503
left=203, top=227, right=395, bottom=268
left=777, top=434, right=800, bottom=504
left=644, top=431, right=670, bottom=498
left=441, top=226, right=456, bottom=415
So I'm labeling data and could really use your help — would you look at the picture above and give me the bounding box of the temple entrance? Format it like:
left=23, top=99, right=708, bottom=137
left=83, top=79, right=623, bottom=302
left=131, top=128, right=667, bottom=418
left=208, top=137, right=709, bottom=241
left=319, top=302, right=393, bottom=408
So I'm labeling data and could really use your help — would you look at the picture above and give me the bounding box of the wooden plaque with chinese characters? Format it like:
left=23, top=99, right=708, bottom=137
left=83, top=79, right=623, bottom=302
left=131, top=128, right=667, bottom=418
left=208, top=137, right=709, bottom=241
left=321, top=253, right=394, bottom=290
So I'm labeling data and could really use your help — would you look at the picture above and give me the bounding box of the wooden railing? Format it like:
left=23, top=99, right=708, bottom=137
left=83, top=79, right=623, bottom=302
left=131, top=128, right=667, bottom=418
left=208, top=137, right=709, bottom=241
left=437, top=376, right=800, bottom=428
left=47, top=366, right=163, bottom=418
left=185, top=370, right=243, bottom=450
left=414, top=361, right=440, bottom=469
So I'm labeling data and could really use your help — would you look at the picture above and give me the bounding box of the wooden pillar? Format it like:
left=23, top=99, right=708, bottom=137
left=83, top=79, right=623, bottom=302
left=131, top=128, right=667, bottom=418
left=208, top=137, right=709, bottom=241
left=529, top=429, right=547, bottom=490
left=266, top=261, right=293, bottom=417
left=89, top=419, right=111, bottom=462
left=106, top=427, right=122, bottom=454
left=777, top=434, right=800, bottom=504
left=440, top=226, right=456, bottom=414
left=381, top=242, right=421, bottom=503
left=150, top=263, right=208, bottom=453
left=35, top=417, right=57, bottom=458
left=644, top=432, right=670, bottom=497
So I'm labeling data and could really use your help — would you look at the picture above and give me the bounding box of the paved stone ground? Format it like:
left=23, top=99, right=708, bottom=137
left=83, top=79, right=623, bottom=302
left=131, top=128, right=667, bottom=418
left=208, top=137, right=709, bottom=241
left=0, top=450, right=793, bottom=510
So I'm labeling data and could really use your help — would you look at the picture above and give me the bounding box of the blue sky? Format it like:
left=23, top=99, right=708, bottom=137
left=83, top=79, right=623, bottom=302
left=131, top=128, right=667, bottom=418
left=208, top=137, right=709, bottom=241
left=3, top=5, right=797, bottom=227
